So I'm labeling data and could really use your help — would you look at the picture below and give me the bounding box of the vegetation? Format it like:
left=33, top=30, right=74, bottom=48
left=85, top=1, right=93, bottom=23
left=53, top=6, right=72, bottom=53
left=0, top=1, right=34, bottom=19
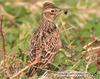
left=0, top=0, right=100, bottom=79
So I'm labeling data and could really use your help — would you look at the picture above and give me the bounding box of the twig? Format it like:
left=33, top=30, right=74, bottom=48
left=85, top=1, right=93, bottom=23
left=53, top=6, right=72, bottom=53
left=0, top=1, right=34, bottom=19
left=0, top=15, right=6, bottom=66
left=10, top=61, right=50, bottom=79
left=83, top=39, right=96, bottom=49
left=60, top=26, right=74, bottom=33
left=10, top=65, right=29, bottom=79
left=70, top=60, right=81, bottom=70
left=79, top=39, right=97, bottom=58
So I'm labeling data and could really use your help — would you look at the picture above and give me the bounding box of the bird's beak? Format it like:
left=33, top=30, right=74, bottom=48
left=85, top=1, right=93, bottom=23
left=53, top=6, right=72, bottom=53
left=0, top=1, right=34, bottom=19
left=58, top=8, right=68, bottom=15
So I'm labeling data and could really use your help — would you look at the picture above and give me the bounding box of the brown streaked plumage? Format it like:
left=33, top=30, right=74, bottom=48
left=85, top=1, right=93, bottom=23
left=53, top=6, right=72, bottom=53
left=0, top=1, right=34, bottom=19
left=26, top=2, right=67, bottom=77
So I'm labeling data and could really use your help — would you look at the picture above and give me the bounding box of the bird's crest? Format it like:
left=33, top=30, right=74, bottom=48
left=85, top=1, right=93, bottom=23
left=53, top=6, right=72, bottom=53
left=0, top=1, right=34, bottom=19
left=43, top=2, right=58, bottom=10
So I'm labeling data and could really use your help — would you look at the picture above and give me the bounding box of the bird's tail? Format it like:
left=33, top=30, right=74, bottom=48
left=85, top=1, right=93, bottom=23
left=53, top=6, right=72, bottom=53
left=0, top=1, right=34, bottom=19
left=26, top=66, right=37, bottom=77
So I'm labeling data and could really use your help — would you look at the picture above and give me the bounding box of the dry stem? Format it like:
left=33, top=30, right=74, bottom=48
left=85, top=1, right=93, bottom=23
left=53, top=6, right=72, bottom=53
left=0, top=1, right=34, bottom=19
left=0, top=15, right=6, bottom=66
left=10, top=61, right=50, bottom=79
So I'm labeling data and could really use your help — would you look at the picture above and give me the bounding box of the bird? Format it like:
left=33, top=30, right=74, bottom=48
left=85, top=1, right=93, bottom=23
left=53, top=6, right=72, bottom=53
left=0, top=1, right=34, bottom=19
left=26, top=2, right=67, bottom=77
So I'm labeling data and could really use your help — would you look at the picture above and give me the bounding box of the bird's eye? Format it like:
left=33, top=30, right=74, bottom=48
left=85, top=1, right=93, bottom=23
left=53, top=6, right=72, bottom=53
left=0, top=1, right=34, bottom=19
left=51, top=10, right=55, bottom=12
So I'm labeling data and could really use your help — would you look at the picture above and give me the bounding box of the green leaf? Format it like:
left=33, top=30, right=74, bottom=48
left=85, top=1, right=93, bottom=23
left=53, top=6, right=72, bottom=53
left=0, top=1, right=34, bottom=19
left=84, top=21, right=93, bottom=29
left=53, top=52, right=67, bottom=65
left=0, top=0, right=6, bottom=4
left=4, top=5, right=16, bottom=15
left=53, top=0, right=78, bottom=6
left=96, top=73, right=100, bottom=79
left=94, top=24, right=100, bottom=37
left=80, top=29, right=91, bottom=37
left=88, top=64, right=97, bottom=74
left=15, top=15, right=34, bottom=23
left=4, top=5, right=30, bottom=16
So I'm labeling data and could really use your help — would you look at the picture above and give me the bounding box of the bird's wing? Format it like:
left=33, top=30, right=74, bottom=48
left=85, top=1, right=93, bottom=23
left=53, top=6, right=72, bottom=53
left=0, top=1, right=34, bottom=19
left=29, top=31, right=43, bottom=63
left=39, top=30, right=62, bottom=67
left=29, top=29, right=61, bottom=63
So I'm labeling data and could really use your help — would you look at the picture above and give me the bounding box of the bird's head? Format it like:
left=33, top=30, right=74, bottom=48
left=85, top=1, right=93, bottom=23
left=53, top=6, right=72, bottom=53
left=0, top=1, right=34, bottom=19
left=43, top=2, right=67, bottom=21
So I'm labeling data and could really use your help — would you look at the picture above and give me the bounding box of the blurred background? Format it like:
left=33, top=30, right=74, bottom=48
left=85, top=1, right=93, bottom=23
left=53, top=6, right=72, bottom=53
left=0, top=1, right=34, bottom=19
left=0, top=0, right=100, bottom=79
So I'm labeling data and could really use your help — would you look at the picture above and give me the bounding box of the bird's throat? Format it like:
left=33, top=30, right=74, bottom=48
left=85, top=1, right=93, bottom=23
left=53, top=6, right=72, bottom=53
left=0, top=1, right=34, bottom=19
left=43, top=14, right=55, bottom=22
